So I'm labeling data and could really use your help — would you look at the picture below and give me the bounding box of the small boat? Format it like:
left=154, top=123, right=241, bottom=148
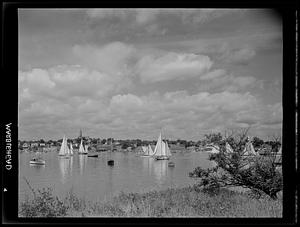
left=88, top=154, right=98, bottom=158
left=168, top=161, right=175, bottom=167
left=107, top=160, right=114, bottom=166
left=30, top=158, right=45, bottom=165
left=155, top=156, right=170, bottom=160
left=204, top=144, right=220, bottom=154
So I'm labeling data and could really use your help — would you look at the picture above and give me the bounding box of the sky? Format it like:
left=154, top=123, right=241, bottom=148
left=18, top=9, right=282, bottom=141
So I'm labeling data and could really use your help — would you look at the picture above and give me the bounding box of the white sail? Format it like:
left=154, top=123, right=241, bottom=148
left=148, top=144, right=155, bottom=156
left=58, top=136, right=64, bottom=155
left=249, top=142, right=256, bottom=155
left=65, top=137, right=70, bottom=156
left=225, top=142, right=234, bottom=153
left=84, top=144, right=89, bottom=153
left=78, top=139, right=85, bottom=154
left=243, top=142, right=257, bottom=156
left=277, top=146, right=282, bottom=155
left=165, top=141, right=171, bottom=157
left=161, top=141, right=166, bottom=156
left=69, top=142, right=73, bottom=155
left=59, top=136, right=67, bottom=156
left=142, top=146, right=148, bottom=155
left=153, top=133, right=163, bottom=156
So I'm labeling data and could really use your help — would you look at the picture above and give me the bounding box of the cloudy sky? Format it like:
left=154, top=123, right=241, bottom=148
left=18, top=9, right=282, bottom=141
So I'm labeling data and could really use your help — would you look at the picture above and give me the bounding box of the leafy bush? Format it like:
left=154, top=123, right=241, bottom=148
left=190, top=130, right=283, bottom=199
left=20, top=188, right=68, bottom=217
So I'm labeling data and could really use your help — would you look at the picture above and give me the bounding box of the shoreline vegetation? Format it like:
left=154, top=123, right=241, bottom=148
left=19, top=184, right=282, bottom=217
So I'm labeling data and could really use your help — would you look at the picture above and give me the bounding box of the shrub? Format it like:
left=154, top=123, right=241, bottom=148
left=189, top=130, right=283, bottom=199
left=20, top=188, right=68, bottom=217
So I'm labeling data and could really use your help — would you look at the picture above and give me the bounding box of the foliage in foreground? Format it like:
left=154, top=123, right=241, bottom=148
left=20, top=188, right=68, bottom=217
left=189, top=130, right=283, bottom=199
left=19, top=185, right=282, bottom=217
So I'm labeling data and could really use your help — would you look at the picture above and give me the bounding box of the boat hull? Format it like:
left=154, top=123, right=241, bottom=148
left=30, top=160, right=45, bottom=165
left=107, top=160, right=114, bottom=166
left=155, top=156, right=170, bottom=160
left=88, top=155, right=98, bottom=157
left=59, top=155, right=71, bottom=159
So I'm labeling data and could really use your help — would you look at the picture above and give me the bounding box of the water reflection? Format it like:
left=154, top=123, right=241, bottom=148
left=59, top=157, right=73, bottom=184
left=152, top=160, right=168, bottom=186
left=78, top=155, right=87, bottom=175
left=142, top=157, right=154, bottom=175
left=168, top=163, right=175, bottom=187
left=105, top=165, right=114, bottom=201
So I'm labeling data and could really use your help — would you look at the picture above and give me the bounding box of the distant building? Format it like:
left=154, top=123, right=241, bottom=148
left=22, top=143, right=29, bottom=149
left=39, top=142, right=46, bottom=147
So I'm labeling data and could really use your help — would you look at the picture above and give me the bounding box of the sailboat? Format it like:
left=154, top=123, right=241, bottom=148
left=58, top=135, right=70, bottom=158
left=225, top=142, right=234, bottom=154
left=242, top=141, right=257, bottom=156
left=78, top=139, right=87, bottom=155
left=153, top=133, right=171, bottom=160
left=87, top=143, right=99, bottom=158
left=30, top=151, right=45, bottom=165
left=140, top=144, right=155, bottom=157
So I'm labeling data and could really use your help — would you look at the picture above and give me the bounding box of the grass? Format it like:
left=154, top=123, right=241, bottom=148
left=19, top=184, right=282, bottom=217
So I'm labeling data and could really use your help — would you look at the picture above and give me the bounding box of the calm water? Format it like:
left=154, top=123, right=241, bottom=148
left=19, top=151, right=215, bottom=203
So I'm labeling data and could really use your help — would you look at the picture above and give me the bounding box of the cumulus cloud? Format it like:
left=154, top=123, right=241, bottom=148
left=200, top=69, right=227, bottom=80
left=19, top=68, right=282, bottom=140
left=72, top=42, right=136, bottom=74
left=236, top=102, right=282, bottom=126
left=198, top=72, right=257, bottom=92
left=219, top=47, right=256, bottom=64
left=18, top=64, right=132, bottom=107
left=136, top=52, right=213, bottom=83
left=89, top=90, right=260, bottom=138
